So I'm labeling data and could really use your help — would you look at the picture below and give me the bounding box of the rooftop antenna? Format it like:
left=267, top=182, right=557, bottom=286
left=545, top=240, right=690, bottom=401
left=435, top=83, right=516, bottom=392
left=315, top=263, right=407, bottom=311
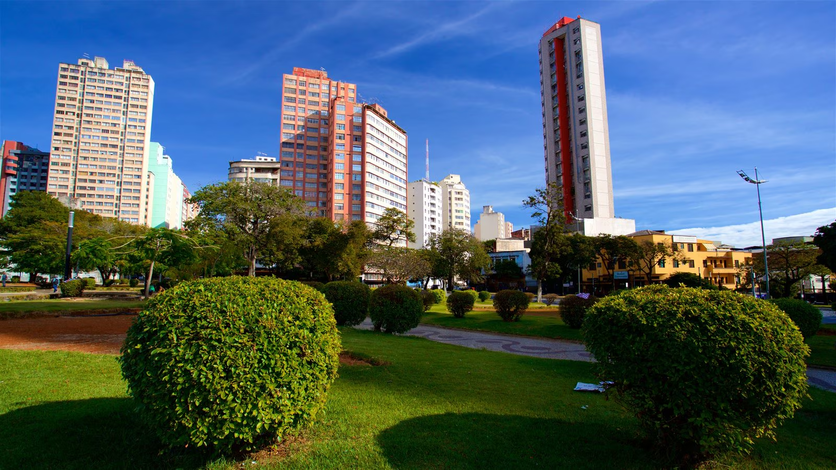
left=257, top=151, right=267, bottom=156
left=425, top=139, right=430, bottom=181
left=82, top=52, right=90, bottom=58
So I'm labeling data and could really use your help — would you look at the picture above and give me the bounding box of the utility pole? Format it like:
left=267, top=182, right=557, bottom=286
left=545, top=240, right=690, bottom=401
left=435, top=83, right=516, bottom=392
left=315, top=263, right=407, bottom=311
left=64, top=211, right=74, bottom=281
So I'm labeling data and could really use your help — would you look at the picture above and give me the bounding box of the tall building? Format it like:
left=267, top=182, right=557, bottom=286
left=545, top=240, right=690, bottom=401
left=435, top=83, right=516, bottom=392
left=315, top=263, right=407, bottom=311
left=539, top=17, right=635, bottom=236
left=1, top=141, right=50, bottom=217
left=48, top=56, right=154, bottom=224
left=439, top=174, right=470, bottom=232
left=279, top=68, right=407, bottom=223
left=228, top=155, right=281, bottom=185
left=408, top=179, right=442, bottom=248
left=474, top=205, right=509, bottom=241
left=145, top=142, right=185, bottom=229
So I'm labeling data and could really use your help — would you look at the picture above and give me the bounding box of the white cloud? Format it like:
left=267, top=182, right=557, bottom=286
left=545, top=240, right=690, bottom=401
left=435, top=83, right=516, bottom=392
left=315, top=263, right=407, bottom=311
left=672, top=207, right=836, bottom=248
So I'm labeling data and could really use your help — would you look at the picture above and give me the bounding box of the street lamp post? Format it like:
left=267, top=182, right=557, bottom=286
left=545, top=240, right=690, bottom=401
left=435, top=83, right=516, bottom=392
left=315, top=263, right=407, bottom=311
left=569, top=212, right=582, bottom=294
left=64, top=211, right=74, bottom=281
left=737, top=169, right=770, bottom=299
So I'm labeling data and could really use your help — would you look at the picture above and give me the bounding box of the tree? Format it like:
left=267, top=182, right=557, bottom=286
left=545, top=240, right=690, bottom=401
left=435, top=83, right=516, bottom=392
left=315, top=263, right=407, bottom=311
left=301, top=218, right=371, bottom=281
left=372, top=207, right=415, bottom=247
left=756, top=242, right=824, bottom=298
left=73, top=237, right=117, bottom=282
left=483, top=239, right=497, bottom=254
left=554, top=233, right=597, bottom=293
left=130, top=228, right=197, bottom=298
left=813, top=221, right=836, bottom=272
left=367, top=246, right=431, bottom=284
left=594, top=235, right=640, bottom=289
left=629, top=240, right=677, bottom=286
left=523, top=183, right=565, bottom=301
left=188, top=181, right=306, bottom=276
left=428, top=229, right=491, bottom=292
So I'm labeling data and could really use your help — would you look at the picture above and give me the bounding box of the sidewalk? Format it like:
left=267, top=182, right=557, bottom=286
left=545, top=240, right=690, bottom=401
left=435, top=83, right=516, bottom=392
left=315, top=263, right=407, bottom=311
left=355, top=319, right=836, bottom=393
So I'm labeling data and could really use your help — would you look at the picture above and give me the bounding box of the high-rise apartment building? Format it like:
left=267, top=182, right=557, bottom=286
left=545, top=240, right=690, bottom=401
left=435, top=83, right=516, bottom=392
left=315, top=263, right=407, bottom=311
left=279, top=68, right=407, bottom=223
left=0, top=140, right=51, bottom=217
left=408, top=179, right=442, bottom=248
left=474, top=205, right=508, bottom=241
left=439, top=174, right=471, bottom=232
left=539, top=17, right=635, bottom=236
left=47, top=56, right=154, bottom=224
left=228, top=155, right=281, bottom=185
left=145, top=142, right=185, bottom=229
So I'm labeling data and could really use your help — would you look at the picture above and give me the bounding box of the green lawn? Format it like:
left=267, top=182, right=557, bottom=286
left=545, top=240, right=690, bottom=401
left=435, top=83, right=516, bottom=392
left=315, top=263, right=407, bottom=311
left=422, top=303, right=583, bottom=342
left=808, top=325, right=836, bottom=369
left=0, top=299, right=146, bottom=319
left=1, top=328, right=834, bottom=469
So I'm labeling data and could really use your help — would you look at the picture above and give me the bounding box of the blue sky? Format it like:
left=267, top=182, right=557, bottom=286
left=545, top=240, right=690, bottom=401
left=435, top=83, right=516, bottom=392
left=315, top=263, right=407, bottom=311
left=1, top=1, right=834, bottom=246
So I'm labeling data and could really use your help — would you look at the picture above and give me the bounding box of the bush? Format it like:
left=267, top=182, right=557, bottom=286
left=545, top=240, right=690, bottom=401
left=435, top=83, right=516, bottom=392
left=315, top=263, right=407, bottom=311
left=465, top=289, right=479, bottom=302
left=583, top=285, right=809, bottom=464
left=103, top=279, right=115, bottom=287
left=59, top=279, right=85, bottom=297
left=447, top=291, right=476, bottom=318
left=120, top=277, right=340, bottom=452
left=11, top=275, right=20, bottom=283
left=369, top=284, right=423, bottom=334
left=493, top=290, right=530, bottom=322
left=0, top=286, right=36, bottom=293
left=559, top=294, right=599, bottom=329
left=301, top=280, right=325, bottom=292
left=129, top=278, right=138, bottom=287
left=420, top=290, right=436, bottom=312
left=430, top=289, right=446, bottom=304
left=478, top=291, right=490, bottom=302
left=770, top=298, right=823, bottom=340
left=83, top=278, right=96, bottom=288
left=664, top=272, right=717, bottom=290
left=542, top=293, right=559, bottom=306
left=321, top=281, right=369, bottom=326
left=525, top=292, right=536, bottom=303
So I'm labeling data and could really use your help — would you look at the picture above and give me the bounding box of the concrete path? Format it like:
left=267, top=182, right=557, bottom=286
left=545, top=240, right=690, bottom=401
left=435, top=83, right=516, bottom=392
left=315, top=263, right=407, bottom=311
left=356, top=319, right=836, bottom=393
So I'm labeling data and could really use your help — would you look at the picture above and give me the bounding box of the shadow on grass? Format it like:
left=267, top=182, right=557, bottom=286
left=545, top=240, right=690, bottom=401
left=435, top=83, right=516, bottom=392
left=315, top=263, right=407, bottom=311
left=377, top=412, right=651, bottom=469
left=0, top=397, right=222, bottom=470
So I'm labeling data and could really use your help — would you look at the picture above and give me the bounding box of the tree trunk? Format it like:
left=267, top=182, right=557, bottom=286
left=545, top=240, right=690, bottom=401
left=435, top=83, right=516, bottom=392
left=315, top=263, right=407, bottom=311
left=537, top=280, right=543, bottom=303
left=248, top=257, right=256, bottom=277
left=144, top=260, right=155, bottom=299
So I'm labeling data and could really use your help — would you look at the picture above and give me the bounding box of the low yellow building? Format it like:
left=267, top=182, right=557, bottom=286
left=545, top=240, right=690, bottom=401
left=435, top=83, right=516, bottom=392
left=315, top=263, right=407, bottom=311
left=582, top=230, right=753, bottom=294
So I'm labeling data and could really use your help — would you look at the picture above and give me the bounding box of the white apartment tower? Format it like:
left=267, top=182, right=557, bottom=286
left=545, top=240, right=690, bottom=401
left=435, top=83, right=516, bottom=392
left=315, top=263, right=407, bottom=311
left=439, top=174, right=471, bottom=232
left=474, top=205, right=508, bottom=241
left=408, top=179, right=442, bottom=248
left=539, top=17, right=635, bottom=236
left=48, top=56, right=154, bottom=224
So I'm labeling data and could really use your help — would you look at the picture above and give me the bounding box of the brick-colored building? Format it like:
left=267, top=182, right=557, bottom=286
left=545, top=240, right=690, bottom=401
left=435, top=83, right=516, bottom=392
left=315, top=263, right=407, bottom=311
left=0, top=140, right=50, bottom=217
left=47, top=56, right=154, bottom=224
left=278, top=68, right=407, bottom=223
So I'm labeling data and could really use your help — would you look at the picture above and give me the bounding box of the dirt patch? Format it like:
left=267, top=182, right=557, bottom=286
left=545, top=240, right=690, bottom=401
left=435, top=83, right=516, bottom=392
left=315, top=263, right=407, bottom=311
left=0, top=314, right=134, bottom=354
left=818, top=328, right=836, bottom=336
left=339, top=350, right=389, bottom=366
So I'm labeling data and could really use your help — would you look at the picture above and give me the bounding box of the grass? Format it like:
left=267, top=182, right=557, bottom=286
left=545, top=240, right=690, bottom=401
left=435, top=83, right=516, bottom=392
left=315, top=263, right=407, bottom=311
left=1, top=328, right=834, bottom=469
left=422, top=303, right=584, bottom=342
left=0, top=299, right=146, bottom=319
left=808, top=324, right=836, bottom=369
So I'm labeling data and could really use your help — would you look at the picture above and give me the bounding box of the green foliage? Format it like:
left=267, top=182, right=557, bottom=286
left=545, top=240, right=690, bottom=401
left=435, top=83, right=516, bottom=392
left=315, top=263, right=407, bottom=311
left=559, top=294, right=599, bottom=329
left=367, top=246, right=431, bottom=284
left=302, top=280, right=325, bottom=292
left=430, top=289, right=446, bottom=304
left=0, top=286, right=35, bottom=293
left=493, top=290, right=530, bottom=322
left=664, top=272, right=717, bottom=290
left=813, top=221, right=836, bottom=272
left=428, top=229, right=491, bottom=291
left=129, top=278, right=139, bottom=287
left=83, top=278, right=96, bottom=288
left=59, top=279, right=85, bottom=297
left=465, top=289, right=479, bottom=301
left=302, top=218, right=371, bottom=282
left=542, top=293, right=559, bottom=306
left=492, top=259, right=523, bottom=279
left=371, top=207, right=415, bottom=247
left=583, top=285, right=809, bottom=464
left=478, top=291, right=491, bottom=302
left=446, top=291, right=476, bottom=318
left=525, top=292, right=535, bottom=303
left=119, top=277, right=340, bottom=452
left=369, top=284, right=423, bottom=334
left=420, top=290, right=436, bottom=312
left=11, top=275, right=20, bottom=283
left=770, top=298, right=823, bottom=340
left=322, top=281, right=370, bottom=326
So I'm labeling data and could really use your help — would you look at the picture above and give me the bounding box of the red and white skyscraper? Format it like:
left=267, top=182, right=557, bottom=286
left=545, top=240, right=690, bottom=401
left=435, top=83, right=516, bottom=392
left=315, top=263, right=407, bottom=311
left=539, top=17, right=634, bottom=235
left=279, top=68, right=407, bottom=224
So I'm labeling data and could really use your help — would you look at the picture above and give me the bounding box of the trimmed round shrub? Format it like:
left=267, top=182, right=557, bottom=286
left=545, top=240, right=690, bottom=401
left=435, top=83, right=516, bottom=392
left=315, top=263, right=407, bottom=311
left=465, top=289, right=479, bottom=302
left=322, top=281, right=370, bottom=326
left=369, top=284, right=423, bottom=334
left=420, top=290, right=436, bottom=312
left=11, top=275, right=20, bottom=283
left=493, top=290, right=530, bottom=322
left=120, top=277, right=340, bottom=452
left=559, top=294, right=599, bottom=329
left=478, top=291, right=490, bottom=302
left=583, top=285, right=809, bottom=464
left=525, top=292, right=536, bottom=303
left=447, top=291, right=476, bottom=318
left=770, top=298, right=823, bottom=340
left=542, top=293, right=559, bottom=306
left=301, top=280, right=325, bottom=292
left=664, top=272, right=717, bottom=290
left=59, top=279, right=85, bottom=297
left=129, top=278, right=139, bottom=287
left=83, top=277, right=96, bottom=288
left=430, top=288, right=446, bottom=304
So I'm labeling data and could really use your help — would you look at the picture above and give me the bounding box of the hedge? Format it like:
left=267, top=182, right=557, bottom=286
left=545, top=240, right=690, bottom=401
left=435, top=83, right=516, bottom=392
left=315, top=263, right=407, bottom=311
left=770, top=298, right=823, bottom=340
left=447, top=291, right=476, bottom=318
left=559, top=294, right=598, bottom=329
left=59, top=279, right=85, bottom=297
left=493, top=290, right=530, bottom=322
left=369, top=285, right=423, bottom=334
left=321, top=281, right=370, bottom=326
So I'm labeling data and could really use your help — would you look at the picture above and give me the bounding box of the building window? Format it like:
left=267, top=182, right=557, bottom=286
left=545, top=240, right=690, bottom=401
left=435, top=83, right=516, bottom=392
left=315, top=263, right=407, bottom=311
left=688, top=243, right=694, bottom=252
left=578, top=106, right=586, bottom=114
left=689, top=260, right=695, bottom=268
left=580, top=130, right=587, bottom=137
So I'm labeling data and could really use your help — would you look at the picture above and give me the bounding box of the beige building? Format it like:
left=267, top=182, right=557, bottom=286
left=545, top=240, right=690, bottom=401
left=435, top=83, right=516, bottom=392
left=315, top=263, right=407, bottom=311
left=48, top=56, right=154, bottom=224
left=540, top=17, right=634, bottom=235
left=439, top=174, right=470, bottom=232
left=408, top=179, right=442, bottom=248
left=228, top=155, right=281, bottom=185
left=474, top=205, right=508, bottom=241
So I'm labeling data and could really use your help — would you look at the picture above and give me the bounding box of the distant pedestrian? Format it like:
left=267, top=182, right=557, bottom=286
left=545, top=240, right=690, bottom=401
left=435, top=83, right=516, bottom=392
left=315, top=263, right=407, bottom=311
left=149, top=284, right=156, bottom=295
left=1, top=273, right=6, bottom=288
left=52, top=276, right=60, bottom=293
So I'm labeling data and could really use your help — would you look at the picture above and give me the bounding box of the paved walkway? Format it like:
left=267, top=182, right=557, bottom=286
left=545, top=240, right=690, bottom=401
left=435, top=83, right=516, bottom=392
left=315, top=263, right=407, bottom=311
left=356, top=319, right=836, bottom=393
